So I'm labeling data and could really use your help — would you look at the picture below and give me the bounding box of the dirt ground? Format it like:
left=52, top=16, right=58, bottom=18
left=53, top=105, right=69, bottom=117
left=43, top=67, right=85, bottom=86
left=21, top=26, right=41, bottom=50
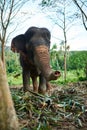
left=10, top=81, right=87, bottom=130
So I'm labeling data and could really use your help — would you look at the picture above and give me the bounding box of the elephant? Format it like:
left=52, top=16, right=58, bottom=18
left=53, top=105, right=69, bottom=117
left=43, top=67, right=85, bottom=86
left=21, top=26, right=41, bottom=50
left=11, top=26, right=61, bottom=94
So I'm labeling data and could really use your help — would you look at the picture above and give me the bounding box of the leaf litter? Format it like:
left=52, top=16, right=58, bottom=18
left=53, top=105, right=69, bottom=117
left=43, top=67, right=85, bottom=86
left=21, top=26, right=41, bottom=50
left=11, top=81, right=87, bottom=130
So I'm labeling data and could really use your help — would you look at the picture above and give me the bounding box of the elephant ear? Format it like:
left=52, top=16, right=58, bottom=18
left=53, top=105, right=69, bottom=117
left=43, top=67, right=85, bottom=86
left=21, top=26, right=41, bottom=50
left=41, top=28, right=51, bottom=48
left=11, top=34, right=26, bottom=53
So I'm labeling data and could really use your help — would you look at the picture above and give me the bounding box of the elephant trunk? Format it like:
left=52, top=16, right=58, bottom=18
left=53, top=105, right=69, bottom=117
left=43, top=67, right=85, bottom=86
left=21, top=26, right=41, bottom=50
left=34, top=45, right=61, bottom=81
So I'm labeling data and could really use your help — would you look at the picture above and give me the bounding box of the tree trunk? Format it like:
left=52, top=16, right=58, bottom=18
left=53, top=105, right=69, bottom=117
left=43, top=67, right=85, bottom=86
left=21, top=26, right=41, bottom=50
left=64, top=52, right=67, bottom=81
left=63, top=4, right=67, bottom=82
left=1, top=43, right=5, bottom=63
left=1, top=40, right=6, bottom=73
left=0, top=57, right=20, bottom=130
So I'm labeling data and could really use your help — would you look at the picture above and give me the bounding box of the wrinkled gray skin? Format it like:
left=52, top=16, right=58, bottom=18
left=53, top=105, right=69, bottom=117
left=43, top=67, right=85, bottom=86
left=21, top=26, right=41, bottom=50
left=11, top=26, right=61, bottom=94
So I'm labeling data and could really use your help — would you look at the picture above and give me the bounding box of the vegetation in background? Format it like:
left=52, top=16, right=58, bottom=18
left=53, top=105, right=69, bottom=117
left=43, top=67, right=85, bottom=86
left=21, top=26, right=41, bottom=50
left=50, top=46, right=87, bottom=83
left=40, top=0, right=87, bottom=82
left=6, top=47, right=87, bottom=85
left=6, top=50, right=21, bottom=74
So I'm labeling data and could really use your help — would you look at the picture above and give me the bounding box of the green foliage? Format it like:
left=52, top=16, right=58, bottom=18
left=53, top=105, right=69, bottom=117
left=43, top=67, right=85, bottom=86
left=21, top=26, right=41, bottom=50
left=8, top=74, right=22, bottom=86
left=69, top=51, right=87, bottom=70
left=5, top=49, right=22, bottom=85
left=50, top=50, right=87, bottom=81
left=84, top=62, right=87, bottom=79
left=50, top=50, right=60, bottom=70
left=5, top=48, right=87, bottom=85
left=50, top=50, right=87, bottom=71
left=5, top=50, right=21, bottom=74
left=51, top=70, right=85, bottom=85
left=50, top=44, right=61, bottom=70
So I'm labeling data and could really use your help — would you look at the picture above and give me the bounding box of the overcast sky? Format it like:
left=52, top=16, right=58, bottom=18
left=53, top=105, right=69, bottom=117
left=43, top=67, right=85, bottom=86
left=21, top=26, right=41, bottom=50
left=10, top=0, right=87, bottom=51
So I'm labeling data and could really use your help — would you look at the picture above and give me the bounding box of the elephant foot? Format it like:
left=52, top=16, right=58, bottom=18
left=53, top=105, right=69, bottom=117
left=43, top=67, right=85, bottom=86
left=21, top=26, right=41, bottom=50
left=38, top=85, right=47, bottom=95
left=23, top=85, right=30, bottom=92
left=33, top=85, right=38, bottom=93
left=38, top=89, right=46, bottom=95
left=46, top=83, right=53, bottom=96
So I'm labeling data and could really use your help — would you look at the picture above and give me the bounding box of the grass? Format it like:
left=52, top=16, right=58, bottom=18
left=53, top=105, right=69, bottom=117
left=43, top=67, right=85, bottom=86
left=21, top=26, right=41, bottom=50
left=50, top=70, right=86, bottom=84
left=8, top=74, right=22, bottom=86
left=7, top=70, right=86, bottom=86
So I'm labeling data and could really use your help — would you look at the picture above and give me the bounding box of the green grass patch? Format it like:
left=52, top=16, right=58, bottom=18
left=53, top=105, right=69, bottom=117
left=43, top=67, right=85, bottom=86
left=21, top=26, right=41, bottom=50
left=51, top=70, right=86, bottom=85
left=7, top=70, right=86, bottom=86
left=8, top=74, right=22, bottom=86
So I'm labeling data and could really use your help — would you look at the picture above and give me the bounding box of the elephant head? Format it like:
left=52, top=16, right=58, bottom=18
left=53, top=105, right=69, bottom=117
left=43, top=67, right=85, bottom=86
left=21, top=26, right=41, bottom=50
left=25, top=27, right=61, bottom=81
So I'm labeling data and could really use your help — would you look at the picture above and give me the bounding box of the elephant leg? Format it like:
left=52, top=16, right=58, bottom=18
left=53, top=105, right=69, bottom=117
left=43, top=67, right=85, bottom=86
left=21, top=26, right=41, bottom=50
left=46, top=82, right=52, bottom=91
left=22, top=68, right=30, bottom=92
left=38, top=74, right=46, bottom=95
left=46, top=82, right=52, bottom=95
left=31, top=76, right=38, bottom=93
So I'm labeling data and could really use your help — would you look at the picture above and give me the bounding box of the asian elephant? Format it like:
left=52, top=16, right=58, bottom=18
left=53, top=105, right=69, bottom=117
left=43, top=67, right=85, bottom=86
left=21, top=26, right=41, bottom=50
left=11, top=26, right=61, bottom=94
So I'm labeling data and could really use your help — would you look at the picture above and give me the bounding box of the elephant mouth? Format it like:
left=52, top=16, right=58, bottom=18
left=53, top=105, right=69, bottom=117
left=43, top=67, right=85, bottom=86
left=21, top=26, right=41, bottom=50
left=47, top=70, right=61, bottom=81
left=54, top=71, right=61, bottom=78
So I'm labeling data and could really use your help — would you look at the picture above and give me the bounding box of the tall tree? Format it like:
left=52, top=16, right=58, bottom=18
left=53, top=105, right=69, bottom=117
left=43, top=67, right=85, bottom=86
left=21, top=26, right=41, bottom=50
left=0, top=0, right=26, bottom=68
left=0, top=0, right=27, bottom=129
left=0, top=56, right=20, bottom=130
left=40, top=0, right=77, bottom=81
left=72, top=0, right=87, bottom=30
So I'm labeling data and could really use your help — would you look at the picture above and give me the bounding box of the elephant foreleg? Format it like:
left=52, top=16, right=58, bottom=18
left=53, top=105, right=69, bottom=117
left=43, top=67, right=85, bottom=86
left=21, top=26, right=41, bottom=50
left=46, top=82, right=52, bottom=95
left=31, top=76, right=38, bottom=93
left=46, top=82, right=52, bottom=91
left=22, top=68, right=30, bottom=92
left=38, top=74, right=46, bottom=95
